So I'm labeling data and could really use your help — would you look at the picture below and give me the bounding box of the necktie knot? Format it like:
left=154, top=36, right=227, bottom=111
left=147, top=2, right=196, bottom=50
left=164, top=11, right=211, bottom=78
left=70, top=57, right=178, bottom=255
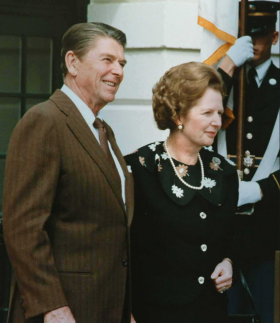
left=93, top=117, right=104, bottom=129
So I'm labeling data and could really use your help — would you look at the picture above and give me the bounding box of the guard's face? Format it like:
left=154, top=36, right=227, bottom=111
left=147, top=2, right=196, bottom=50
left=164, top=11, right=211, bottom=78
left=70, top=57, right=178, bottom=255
left=178, top=88, right=223, bottom=150
left=74, top=37, right=126, bottom=109
left=250, top=31, right=279, bottom=67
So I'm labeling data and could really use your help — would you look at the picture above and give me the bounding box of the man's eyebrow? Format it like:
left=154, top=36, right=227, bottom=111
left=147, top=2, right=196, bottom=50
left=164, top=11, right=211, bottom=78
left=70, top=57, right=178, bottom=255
left=101, top=53, right=127, bottom=65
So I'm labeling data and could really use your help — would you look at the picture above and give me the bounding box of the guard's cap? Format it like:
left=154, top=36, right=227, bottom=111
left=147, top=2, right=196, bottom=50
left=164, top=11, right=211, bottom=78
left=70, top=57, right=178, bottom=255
left=239, top=1, right=280, bottom=35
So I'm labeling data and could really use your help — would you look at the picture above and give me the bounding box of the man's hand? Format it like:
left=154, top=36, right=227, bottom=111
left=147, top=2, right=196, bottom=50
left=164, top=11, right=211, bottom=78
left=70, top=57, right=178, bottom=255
left=131, top=313, right=137, bottom=323
left=227, top=36, right=254, bottom=67
left=44, top=306, right=75, bottom=323
left=238, top=180, right=262, bottom=207
left=211, top=259, right=233, bottom=293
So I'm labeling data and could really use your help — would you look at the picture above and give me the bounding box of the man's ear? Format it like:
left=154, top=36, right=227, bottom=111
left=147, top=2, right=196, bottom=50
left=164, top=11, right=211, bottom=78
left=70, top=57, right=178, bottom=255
left=272, top=31, right=279, bottom=45
left=65, top=51, right=78, bottom=76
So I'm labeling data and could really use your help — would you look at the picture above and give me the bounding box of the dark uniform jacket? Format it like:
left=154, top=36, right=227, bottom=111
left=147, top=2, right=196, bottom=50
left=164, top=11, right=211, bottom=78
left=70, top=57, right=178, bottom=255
left=3, top=90, right=134, bottom=323
left=125, top=142, right=238, bottom=306
left=218, top=63, right=280, bottom=265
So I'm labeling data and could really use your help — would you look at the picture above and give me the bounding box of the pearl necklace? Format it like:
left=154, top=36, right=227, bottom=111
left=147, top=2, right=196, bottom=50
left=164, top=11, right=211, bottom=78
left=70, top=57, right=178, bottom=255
left=164, top=140, right=205, bottom=190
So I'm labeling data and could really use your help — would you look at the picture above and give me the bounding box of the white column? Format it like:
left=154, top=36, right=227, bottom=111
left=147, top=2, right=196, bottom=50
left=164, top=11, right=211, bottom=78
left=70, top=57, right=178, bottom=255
left=88, top=0, right=203, bottom=155
left=271, top=10, right=280, bottom=67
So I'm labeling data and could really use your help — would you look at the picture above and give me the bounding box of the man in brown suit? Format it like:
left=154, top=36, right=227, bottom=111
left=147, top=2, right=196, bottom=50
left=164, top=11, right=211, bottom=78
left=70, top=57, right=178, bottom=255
left=3, top=22, right=133, bottom=323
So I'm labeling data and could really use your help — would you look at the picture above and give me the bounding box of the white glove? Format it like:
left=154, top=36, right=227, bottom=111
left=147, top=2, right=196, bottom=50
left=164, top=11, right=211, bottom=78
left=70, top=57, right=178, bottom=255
left=238, top=181, right=262, bottom=207
left=227, top=36, right=254, bottom=67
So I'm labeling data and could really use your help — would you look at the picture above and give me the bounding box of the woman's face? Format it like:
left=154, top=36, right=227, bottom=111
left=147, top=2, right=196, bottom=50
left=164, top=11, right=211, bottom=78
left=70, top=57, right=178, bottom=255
left=178, top=88, right=223, bottom=150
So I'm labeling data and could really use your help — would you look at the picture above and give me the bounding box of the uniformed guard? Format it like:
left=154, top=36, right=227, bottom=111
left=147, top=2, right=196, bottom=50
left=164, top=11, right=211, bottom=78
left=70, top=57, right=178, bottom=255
left=216, top=1, right=280, bottom=322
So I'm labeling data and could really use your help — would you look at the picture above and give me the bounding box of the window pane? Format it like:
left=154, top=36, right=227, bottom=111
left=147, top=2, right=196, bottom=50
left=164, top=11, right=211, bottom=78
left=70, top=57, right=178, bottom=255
left=0, top=98, right=21, bottom=153
left=0, top=159, right=5, bottom=213
left=0, top=36, right=21, bottom=93
left=26, top=38, right=52, bottom=94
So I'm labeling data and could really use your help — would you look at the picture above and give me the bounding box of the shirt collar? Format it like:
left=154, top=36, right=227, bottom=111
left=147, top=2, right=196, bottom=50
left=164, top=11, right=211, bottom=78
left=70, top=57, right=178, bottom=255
left=247, top=58, right=272, bottom=83
left=61, top=84, right=104, bottom=124
left=128, top=141, right=237, bottom=206
left=255, top=58, right=272, bottom=82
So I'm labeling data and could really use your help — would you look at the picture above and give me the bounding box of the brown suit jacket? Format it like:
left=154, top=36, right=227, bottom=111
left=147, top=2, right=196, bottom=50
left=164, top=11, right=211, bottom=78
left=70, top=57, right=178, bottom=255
left=3, top=90, right=134, bottom=323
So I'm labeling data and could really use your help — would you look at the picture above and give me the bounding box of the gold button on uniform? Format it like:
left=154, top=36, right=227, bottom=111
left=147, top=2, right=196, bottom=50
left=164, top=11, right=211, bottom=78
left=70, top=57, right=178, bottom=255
left=246, top=133, right=253, bottom=139
left=249, top=4, right=256, bottom=11
left=247, top=116, right=253, bottom=122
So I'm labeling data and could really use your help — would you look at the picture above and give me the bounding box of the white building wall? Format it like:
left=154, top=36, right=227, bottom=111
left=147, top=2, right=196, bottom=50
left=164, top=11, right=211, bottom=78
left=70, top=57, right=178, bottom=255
left=88, top=0, right=203, bottom=155
left=88, top=0, right=280, bottom=155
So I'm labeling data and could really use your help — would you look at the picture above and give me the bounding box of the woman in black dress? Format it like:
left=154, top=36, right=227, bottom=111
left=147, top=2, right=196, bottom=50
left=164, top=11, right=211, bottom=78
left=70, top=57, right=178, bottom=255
left=126, top=62, right=239, bottom=323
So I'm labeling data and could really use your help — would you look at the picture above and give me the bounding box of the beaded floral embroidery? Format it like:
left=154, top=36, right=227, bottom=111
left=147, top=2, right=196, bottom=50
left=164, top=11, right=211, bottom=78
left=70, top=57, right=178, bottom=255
left=202, top=177, right=216, bottom=192
left=204, top=146, right=214, bottom=152
left=161, top=152, right=168, bottom=160
left=139, top=156, right=145, bottom=166
left=148, top=141, right=161, bottom=151
left=176, top=164, right=189, bottom=177
left=210, top=157, right=223, bottom=171
left=172, top=185, right=184, bottom=198
left=155, top=154, right=163, bottom=172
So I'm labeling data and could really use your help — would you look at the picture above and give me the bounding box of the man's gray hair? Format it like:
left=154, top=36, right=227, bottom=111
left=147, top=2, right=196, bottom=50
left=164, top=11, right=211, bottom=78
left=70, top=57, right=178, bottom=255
left=61, top=22, right=127, bottom=78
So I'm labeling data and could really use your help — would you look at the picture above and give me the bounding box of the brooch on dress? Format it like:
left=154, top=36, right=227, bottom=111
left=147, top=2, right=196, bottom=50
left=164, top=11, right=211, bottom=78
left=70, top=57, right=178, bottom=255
left=210, top=157, right=223, bottom=171
left=176, top=164, right=189, bottom=177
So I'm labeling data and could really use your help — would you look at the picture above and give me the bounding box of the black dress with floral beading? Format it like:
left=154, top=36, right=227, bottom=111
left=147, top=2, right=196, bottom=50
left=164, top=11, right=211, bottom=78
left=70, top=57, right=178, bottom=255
left=125, top=141, right=239, bottom=323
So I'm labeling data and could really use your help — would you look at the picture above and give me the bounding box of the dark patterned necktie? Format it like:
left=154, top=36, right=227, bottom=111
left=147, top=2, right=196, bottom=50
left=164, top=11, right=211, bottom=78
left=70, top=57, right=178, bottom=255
left=248, top=68, right=258, bottom=89
left=93, top=118, right=122, bottom=192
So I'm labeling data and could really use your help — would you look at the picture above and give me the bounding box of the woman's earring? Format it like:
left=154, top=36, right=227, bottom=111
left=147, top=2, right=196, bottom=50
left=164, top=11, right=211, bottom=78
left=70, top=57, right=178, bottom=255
left=178, top=123, right=184, bottom=131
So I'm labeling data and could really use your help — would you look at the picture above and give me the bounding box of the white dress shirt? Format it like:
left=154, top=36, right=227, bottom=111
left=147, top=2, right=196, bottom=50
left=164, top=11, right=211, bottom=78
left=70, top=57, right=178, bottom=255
left=61, top=84, right=126, bottom=204
left=247, top=58, right=272, bottom=87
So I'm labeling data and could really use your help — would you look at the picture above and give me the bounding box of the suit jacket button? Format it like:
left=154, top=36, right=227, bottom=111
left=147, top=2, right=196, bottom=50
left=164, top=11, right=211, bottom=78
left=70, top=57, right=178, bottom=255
left=200, top=212, right=207, bottom=219
left=247, top=116, right=253, bottom=122
left=122, top=258, right=128, bottom=267
left=201, top=244, right=207, bottom=252
left=198, top=276, right=205, bottom=284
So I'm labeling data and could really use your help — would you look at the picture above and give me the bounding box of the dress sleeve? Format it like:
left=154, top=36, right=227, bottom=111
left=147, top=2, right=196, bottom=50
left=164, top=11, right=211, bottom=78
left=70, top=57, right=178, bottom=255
left=220, top=164, right=240, bottom=274
left=3, top=105, right=68, bottom=319
left=218, top=67, right=234, bottom=107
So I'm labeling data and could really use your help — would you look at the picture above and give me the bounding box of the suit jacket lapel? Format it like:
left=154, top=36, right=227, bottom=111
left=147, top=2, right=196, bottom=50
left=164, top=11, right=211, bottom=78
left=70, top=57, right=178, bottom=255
left=50, top=90, right=126, bottom=214
left=104, top=121, right=134, bottom=226
left=259, top=63, right=279, bottom=108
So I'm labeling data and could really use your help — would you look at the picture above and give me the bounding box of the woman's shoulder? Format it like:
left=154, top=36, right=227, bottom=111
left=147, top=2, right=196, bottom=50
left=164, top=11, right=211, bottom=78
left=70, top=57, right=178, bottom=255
left=201, top=146, right=237, bottom=176
left=124, top=141, right=164, bottom=172
left=198, top=146, right=238, bottom=206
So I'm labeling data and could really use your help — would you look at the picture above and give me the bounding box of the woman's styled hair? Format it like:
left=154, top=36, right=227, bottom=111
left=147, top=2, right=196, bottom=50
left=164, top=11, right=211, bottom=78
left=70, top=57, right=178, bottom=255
left=152, top=62, right=225, bottom=131
left=61, top=22, right=127, bottom=78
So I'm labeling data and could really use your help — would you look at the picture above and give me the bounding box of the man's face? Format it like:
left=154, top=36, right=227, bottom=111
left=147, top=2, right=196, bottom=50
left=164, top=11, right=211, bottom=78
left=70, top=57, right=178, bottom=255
left=74, top=37, right=126, bottom=110
left=250, top=31, right=279, bottom=67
